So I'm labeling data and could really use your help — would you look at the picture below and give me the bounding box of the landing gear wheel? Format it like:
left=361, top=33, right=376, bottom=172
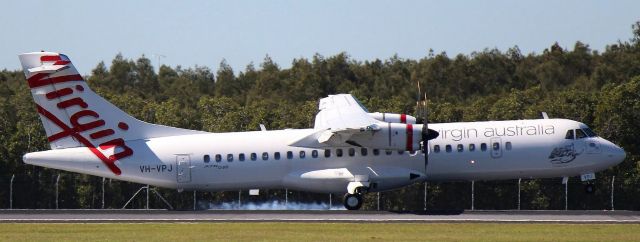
left=343, top=193, right=363, bottom=210
left=584, top=183, right=595, bottom=194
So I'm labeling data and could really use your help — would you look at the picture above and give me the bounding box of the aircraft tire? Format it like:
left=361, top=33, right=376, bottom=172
left=584, top=183, right=595, bottom=194
left=343, top=193, right=363, bottom=210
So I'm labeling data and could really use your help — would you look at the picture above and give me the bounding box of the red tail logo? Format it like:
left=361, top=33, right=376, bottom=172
left=30, top=55, right=133, bottom=175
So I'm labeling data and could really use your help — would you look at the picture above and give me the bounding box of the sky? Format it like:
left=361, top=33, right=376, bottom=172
left=1, top=0, right=639, bottom=75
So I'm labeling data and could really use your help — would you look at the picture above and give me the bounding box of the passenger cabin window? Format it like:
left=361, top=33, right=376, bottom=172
left=469, top=144, right=476, bottom=152
left=287, top=151, right=293, bottom=159
left=312, top=150, right=318, bottom=158
left=239, top=153, right=245, bottom=161
left=480, top=143, right=487, bottom=152
left=324, top=149, right=331, bottom=158
left=373, top=149, right=380, bottom=156
left=575, top=129, right=587, bottom=139
left=299, top=151, right=306, bottom=159
left=348, top=148, right=355, bottom=157
left=274, top=152, right=281, bottom=160
left=215, top=154, right=222, bottom=162
left=250, top=153, right=257, bottom=161
left=227, top=154, right=233, bottom=162
left=445, top=145, right=452, bottom=153
left=360, top=148, right=368, bottom=156
left=505, top=142, right=512, bottom=150
left=433, top=145, right=440, bottom=153
left=565, top=130, right=574, bottom=140
left=336, top=149, right=343, bottom=157
left=457, top=144, right=464, bottom=152
left=262, top=152, right=269, bottom=160
left=385, top=150, right=393, bottom=155
left=398, top=150, right=404, bottom=155
left=204, top=155, right=210, bottom=163
left=492, top=142, right=500, bottom=151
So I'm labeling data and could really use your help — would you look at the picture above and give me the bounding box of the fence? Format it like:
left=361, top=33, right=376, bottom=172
left=1, top=173, right=638, bottom=211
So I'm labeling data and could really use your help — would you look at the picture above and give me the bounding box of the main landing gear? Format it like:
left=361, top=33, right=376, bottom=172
left=343, top=193, right=363, bottom=210
left=343, top=186, right=368, bottom=210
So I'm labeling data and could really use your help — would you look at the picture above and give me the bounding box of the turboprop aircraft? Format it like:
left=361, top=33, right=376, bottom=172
left=19, top=52, right=626, bottom=210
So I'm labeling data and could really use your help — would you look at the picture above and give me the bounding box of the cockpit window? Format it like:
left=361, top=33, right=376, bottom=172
left=564, top=130, right=574, bottom=140
left=575, top=129, right=587, bottom=139
left=583, top=128, right=597, bottom=137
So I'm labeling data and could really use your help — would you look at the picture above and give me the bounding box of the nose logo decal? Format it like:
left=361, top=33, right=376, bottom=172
left=548, top=143, right=583, bottom=165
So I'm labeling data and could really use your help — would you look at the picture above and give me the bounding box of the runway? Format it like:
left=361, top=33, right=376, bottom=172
left=1, top=210, right=639, bottom=223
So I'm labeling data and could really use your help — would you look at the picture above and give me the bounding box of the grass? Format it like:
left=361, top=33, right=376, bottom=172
left=0, top=223, right=638, bottom=242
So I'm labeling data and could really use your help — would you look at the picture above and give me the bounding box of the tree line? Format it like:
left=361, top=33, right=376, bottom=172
left=0, top=22, right=639, bottom=210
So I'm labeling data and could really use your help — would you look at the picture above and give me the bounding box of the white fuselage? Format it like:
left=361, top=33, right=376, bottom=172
left=24, top=118, right=625, bottom=194
left=16, top=52, right=626, bottom=202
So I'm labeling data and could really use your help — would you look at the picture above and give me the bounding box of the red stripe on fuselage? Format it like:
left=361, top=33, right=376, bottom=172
left=400, top=114, right=407, bottom=123
left=406, top=124, right=413, bottom=152
left=35, top=104, right=122, bottom=175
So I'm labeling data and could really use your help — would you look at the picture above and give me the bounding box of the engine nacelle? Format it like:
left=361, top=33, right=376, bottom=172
left=350, top=123, right=422, bottom=152
left=368, top=112, right=417, bottom=124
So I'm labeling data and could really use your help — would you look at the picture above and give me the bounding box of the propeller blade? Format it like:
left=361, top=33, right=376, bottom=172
left=420, top=91, right=440, bottom=174
left=422, top=92, right=429, bottom=173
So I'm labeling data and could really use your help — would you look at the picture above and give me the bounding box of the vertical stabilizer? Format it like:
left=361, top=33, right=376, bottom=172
left=19, top=52, right=204, bottom=174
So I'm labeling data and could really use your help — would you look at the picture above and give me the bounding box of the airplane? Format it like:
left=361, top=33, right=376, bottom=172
left=19, top=51, right=626, bottom=210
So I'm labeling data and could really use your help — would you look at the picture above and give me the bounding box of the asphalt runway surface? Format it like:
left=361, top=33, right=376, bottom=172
left=1, top=210, right=639, bottom=223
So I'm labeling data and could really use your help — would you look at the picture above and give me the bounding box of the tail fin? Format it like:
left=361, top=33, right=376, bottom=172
left=19, top=52, right=204, bottom=152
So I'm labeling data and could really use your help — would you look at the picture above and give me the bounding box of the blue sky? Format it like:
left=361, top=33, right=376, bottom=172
left=1, top=0, right=639, bottom=74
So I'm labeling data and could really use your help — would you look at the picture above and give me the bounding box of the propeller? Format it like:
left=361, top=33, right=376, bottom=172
left=417, top=82, right=439, bottom=175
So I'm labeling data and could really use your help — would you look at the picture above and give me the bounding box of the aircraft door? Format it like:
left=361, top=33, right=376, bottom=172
left=490, top=137, right=502, bottom=158
left=176, top=155, right=191, bottom=183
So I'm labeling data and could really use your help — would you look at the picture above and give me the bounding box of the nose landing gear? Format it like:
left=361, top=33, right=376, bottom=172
left=580, top=172, right=597, bottom=194
left=584, top=183, right=595, bottom=194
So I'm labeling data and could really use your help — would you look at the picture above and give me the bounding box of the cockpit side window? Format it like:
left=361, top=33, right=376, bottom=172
left=575, top=129, right=587, bottom=139
left=565, top=130, right=574, bottom=140
left=583, top=128, right=597, bottom=137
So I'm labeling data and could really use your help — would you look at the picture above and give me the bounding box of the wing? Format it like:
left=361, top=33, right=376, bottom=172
left=314, top=94, right=378, bottom=130
left=290, top=94, right=382, bottom=148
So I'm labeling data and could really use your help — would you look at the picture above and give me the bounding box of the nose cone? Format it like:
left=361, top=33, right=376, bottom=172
left=610, top=144, right=626, bottom=165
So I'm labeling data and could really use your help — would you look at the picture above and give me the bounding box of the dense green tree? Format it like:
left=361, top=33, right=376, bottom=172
left=595, top=76, right=640, bottom=179
left=213, top=60, right=237, bottom=99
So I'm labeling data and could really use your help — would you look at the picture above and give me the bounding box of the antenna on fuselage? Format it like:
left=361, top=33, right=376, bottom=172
left=541, top=112, right=549, bottom=119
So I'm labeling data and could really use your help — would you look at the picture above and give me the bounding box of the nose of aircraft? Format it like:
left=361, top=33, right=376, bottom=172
left=608, top=143, right=626, bottom=165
